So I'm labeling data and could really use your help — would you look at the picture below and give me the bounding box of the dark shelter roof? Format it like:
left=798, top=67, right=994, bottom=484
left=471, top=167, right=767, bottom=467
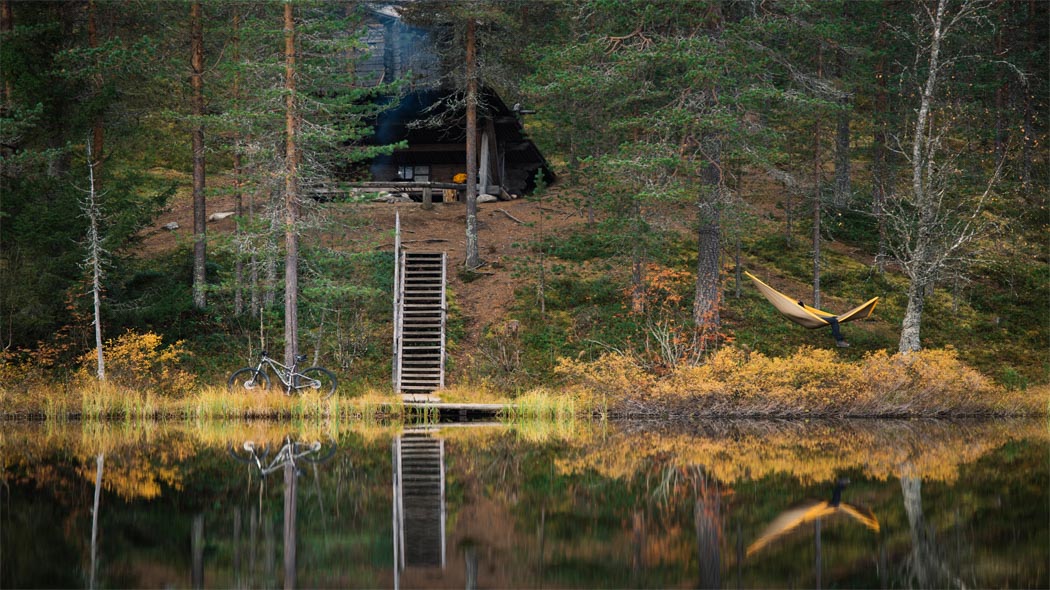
left=371, top=87, right=554, bottom=195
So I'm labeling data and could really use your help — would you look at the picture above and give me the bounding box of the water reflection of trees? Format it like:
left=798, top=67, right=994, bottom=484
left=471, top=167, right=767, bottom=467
left=556, top=420, right=1047, bottom=484
left=0, top=420, right=1045, bottom=588
left=227, top=435, right=338, bottom=590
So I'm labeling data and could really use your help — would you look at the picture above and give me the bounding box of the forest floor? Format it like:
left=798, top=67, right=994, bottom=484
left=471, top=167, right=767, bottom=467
left=141, top=181, right=585, bottom=358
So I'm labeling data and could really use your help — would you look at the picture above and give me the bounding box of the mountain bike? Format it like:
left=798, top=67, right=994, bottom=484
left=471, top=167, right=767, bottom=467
left=227, top=351, right=338, bottom=399
left=228, top=435, right=337, bottom=476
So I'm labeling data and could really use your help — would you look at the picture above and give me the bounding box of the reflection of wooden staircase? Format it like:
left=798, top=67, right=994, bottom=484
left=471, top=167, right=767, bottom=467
left=392, top=433, right=446, bottom=570
left=393, top=214, right=447, bottom=394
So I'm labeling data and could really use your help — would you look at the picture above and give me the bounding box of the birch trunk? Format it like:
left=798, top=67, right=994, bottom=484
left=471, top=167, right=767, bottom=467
left=899, top=0, right=946, bottom=353
left=89, top=453, right=104, bottom=590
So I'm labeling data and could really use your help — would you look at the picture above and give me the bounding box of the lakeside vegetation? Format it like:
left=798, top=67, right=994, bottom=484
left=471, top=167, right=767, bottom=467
left=1, top=331, right=1043, bottom=420
left=1, top=1, right=1046, bottom=418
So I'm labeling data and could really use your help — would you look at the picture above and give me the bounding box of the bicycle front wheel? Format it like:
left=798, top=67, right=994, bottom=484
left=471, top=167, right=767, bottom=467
left=228, top=368, right=270, bottom=392
left=297, top=367, right=337, bottom=399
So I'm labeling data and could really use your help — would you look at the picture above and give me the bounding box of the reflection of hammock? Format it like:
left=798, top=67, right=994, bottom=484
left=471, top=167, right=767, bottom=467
left=746, top=498, right=880, bottom=557
left=745, top=271, right=879, bottom=330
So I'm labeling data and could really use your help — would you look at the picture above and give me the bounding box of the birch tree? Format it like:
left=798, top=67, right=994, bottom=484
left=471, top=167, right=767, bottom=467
left=890, top=0, right=1003, bottom=353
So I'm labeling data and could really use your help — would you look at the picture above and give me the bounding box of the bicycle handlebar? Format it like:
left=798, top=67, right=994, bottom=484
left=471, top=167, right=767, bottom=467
left=258, top=351, right=307, bottom=364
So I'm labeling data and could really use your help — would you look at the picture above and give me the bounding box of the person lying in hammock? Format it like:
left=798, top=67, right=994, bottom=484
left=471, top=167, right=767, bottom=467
left=744, top=272, right=878, bottom=349
left=798, top=300, right=849, bottom=347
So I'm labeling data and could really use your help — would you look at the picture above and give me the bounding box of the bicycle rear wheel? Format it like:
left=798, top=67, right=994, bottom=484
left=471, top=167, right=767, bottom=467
left=297, top=439, right=337, bottom=464
left=297, top=367, right=337, bottom=399
left=228, top=368, right=270, bottom=392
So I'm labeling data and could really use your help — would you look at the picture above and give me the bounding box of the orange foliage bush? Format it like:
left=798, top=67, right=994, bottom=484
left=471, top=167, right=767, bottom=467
left=555, top=353, right=655, bottom=401
left=558, top=346, right=1024, bottom=417
left=76, top=330, right=196, bottom=397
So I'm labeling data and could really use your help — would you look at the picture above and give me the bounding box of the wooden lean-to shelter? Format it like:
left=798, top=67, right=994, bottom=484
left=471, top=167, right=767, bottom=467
left=354, top=5, right=554, bottom=201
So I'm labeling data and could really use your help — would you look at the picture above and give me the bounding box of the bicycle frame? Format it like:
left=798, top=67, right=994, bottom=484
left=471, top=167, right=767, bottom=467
left=253, top=353, right=311, bottom=393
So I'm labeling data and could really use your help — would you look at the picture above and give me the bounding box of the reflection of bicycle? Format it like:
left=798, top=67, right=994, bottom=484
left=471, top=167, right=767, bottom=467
left=228, top=435, right=337, bottom=476
left=227, top=351, right=337, bottom=399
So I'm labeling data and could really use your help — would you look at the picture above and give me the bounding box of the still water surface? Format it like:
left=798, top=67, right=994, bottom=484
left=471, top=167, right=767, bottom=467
left=1, top=419, right=1046, bottom=589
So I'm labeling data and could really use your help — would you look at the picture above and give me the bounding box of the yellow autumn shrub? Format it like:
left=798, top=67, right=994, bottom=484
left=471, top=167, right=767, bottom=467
left=76, top=330, right=196, bottom=397
left=554, top=353, right=655, bottom=401
left=556, top=345, right=1023, bottom=417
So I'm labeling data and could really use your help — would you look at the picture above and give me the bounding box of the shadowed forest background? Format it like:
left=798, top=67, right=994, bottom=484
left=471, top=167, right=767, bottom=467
left=1, top=0, right=1046, bottom=405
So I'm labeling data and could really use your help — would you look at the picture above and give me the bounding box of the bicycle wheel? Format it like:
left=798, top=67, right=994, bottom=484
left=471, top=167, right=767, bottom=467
left=228, top=368, right=270, bottom=392
left=300, top=440, right=338, bottom=464
left=228, top=441, right=269, bottom=463
left=297, top=367, right=337, bottom=399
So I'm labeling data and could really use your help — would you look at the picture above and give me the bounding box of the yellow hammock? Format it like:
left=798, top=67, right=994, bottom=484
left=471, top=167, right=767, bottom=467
left=744, top=271, right=879, bottom=330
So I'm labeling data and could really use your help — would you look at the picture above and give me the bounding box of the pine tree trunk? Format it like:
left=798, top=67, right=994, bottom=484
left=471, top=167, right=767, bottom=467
left=283, top=1, right=300, bottom=368
left=695, top=479, right=721, bottom=590
left=993, top=18, right=1008, bottom=165
left=1021, top=0, right=1036, bottom=199
left=631, top=202, right=645, bottom=315
left=693, top=7, right=724, bottom=333
left=694, top=145, right=721, bottom=330
left=833, top=32, right=851, bottom=209
left=812, top=46, right=823, bottom=309
left=834, top=105, right=851, bottom=209
left=1, top=0, right=12, bottom=107
left=464, top=19, right=480, bottom=270
left=283, top=462, right=298, bottom=590
left=265, top=227, right=277, bottom=310
left=872, top=25, right=889, bottom=272
left=191, top=1, right=207, bottom=310
left=232, top=7, right=244, bottom=316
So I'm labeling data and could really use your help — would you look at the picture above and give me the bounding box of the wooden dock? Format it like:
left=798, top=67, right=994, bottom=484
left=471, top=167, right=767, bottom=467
left=401, top=395, right=508, bottom=417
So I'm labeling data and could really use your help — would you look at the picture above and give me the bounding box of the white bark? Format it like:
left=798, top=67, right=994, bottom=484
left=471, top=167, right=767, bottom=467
left=89, top=453, right=104, bottom=590
left=84, top=140, right=106, bottom=380
left=893, top=0, right=999, bottom=353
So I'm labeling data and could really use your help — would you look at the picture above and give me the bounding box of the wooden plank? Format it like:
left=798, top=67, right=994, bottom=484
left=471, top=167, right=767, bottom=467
left=440, top=252, right=447, bottom=389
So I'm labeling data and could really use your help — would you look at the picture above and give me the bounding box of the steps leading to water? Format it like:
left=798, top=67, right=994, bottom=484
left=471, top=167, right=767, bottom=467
left=393, top=214, right=446, bottom=394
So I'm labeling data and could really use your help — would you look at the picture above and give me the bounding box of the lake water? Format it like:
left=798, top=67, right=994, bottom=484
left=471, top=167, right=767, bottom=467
left=1, top=419, right=1046, bottom=589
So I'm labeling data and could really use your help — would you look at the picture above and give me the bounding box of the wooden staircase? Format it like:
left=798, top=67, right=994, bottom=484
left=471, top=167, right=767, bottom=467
left=393, top=216, right=446, bottom=393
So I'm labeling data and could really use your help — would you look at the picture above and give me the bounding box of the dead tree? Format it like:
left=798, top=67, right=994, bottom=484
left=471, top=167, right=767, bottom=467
left=82, top=139, right=106, bottom=381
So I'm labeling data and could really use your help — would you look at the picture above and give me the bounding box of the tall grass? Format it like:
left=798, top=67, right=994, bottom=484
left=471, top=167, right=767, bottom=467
left=2, top=381, right=411, bottom=422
